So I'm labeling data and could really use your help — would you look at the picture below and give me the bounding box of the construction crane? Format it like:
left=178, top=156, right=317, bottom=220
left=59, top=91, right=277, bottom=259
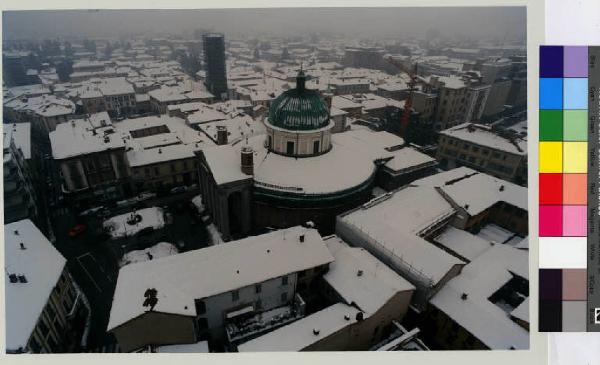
left=385, top=56, right=419, bottom=137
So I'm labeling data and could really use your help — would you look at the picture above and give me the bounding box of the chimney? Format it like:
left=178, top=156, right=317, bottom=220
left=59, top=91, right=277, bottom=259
left=461, top=293, right=468, bottom=300
left=19, top=243, right=26, bottom=250
left=241, top=146, right=254, bottom=175
left=216, top=125, right=228, bottom=145
left=357, top=270, right=363, bottom=277
left=18, top=275, right=27, bottom=283
left=299, top=234, right=305, bottom=243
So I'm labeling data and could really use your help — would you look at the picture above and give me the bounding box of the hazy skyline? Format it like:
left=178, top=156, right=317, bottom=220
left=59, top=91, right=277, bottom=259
left=3, top=7, right=526, bottom=42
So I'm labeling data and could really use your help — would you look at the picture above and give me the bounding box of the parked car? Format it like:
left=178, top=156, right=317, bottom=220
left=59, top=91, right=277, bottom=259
left=68, top=224, right=87, bottom=237
left=170, top=186, right=186, bottom=194
left=136, top=192, right=156, bottom=202
left=79, top=206, right=105, bottom=216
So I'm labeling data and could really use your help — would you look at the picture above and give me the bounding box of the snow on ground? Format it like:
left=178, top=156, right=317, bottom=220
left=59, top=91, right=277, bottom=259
left=206, top=223, right=224, bottom=245
left=477, top=223, right=516, bottom=244
left=119, top=242, right=178, bottom=268
left=103, top=207, right=165, bottom=239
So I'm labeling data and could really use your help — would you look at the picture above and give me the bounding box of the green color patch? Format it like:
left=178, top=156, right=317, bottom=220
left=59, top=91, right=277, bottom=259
left=539, top=110, right=563, bottom=141
left=563, top=110, right=588, bottom=141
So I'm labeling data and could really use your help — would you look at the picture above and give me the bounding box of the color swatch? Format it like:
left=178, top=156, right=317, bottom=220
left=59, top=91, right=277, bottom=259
left=538, top=45, right=593, bottom=332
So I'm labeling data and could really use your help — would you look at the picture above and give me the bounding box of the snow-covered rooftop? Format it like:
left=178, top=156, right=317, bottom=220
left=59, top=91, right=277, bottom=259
left=338, top=186, right=464, bottom=286
left=413, top=167, right=528, bottom=216
left=5, top=220, right=67, bottom=351
left=3, top=122, right=32, bottom=159
left=324, top=236, right=414, bottom=316
left=434, top=226, right=493, bottom=262
left=440, top=123, right=527, bottom=155
left=237, top=303, right=361, bottom=352
left=107, top=226, right=333, bottom=331
left=429, top=244, right=529, bottom=349
left=50, top=113, right=125, bottom=159
left=198, top=116, right=266, bottom=144
left=103, top=207, right=166, bottom=239
left=155, top=341, right=209, bottom=353
left=5, top=94, right=75, bottom=118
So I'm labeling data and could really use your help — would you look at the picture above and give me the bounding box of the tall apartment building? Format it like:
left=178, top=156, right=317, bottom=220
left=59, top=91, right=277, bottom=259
left=202, top=33, right=228, bottom=100
left=5, top=219, right=91, bottom=353
left=424, top=76, right=468, bottom=131
left=343, top=47, right=385, bottom=70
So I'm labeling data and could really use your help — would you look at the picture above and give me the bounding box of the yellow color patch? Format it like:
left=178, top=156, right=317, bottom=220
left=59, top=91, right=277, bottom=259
left=539, top=142, right=563, bottom=173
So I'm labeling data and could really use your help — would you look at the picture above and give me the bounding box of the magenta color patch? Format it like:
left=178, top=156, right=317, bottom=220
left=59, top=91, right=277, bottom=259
left=540, top=205, right=563, bottom=236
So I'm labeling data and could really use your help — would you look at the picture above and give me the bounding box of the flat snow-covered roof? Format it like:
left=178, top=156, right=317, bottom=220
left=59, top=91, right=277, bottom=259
left=237, top=303, right=360, bottom=352
left=4, top=122, right=32, bottom=159
left=440, top=123, right=526, bottom=155
left=413, top=167, right=528, bottom=216
left=338, top=185, right=464, bottom=286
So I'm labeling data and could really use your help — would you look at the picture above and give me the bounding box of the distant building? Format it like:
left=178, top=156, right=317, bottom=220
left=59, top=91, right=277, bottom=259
left=107, top=226, right=333, bottom=352
left=343, top=47, right=385, bottom=70
left=5, top=220, right=90, bottom=353
left=3, top=123, right=39, bottom=225
left=436, top=123, right=527, bottom=184
left=49, top=113, right=130, bottom=207
left=3, top=94, right=76, bottom=135
left=203, top=33, right=228, bottom=99
left=425, top=244, right=529, bottom=350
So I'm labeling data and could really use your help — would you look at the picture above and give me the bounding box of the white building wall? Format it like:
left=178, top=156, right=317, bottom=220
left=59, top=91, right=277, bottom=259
left=200, top=273, right=298, bottom=336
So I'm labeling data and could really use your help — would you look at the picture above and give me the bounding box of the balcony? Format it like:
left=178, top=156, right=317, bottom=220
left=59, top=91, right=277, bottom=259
left=225, top=293, right=306, bottom=345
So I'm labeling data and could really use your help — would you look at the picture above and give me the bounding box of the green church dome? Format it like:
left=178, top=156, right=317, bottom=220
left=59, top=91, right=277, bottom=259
left=268, top=70, right=330, bottom=131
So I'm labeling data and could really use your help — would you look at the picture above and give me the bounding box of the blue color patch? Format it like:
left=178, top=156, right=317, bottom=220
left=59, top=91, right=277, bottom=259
left=563, top=78, right=588, bottom=110
left=540, top=78, right=563, bottom=110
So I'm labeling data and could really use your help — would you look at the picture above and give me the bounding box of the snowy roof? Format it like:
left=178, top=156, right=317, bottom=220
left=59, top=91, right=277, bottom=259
left=107, top=226, right=334, bottom=331
left=440, top=123, right=527, bottom=155
left=115, top=115, right=215, bottom=166
left=103, top=207, right=166, bottom=239
left=119, top=242, right=178, bottom=268
left=5, top=220, right=67, bottom=351
left=50, top=114, right=125, bottom=159
left=338, top=186, right=464, bottom=286
left=426, top=76, right=466, bottom=89
left=434, top=226, right=493, bottom=262
left=237, top=303, right=361, bottom=352
left=510, top=298, right=529, bottom=324
left=413, top=167, right=527, bottom=216
left=5, top=94, right=75, bottom=117
left=429, top=244, right=529, bottom=349
left=96, top=77, right=135, bottom=96
left=198, top=116, right=266, bottom=144
left=324, top=236, right=415, bottom=316
left=3, top=122, right=32, bottom=159
left=155, top=341, right=209, bottom=353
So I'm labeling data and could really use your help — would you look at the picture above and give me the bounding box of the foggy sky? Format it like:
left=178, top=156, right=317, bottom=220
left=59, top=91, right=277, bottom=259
left=2, top=8, right=526, bottom=42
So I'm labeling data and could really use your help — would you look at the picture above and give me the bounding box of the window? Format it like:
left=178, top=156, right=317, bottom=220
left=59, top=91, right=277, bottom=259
left=170, top=163, right=176, bottom=172
left=194, top=299, right=206, bottom=315
left=281, top=276, right=288, bottom=286
left=255, top=284, right=262, bottom=294
left=45, top=303, right=56, bottom=320
left=313, top=140, right=320, bottom=154
left=280, top=292, right=287, bottom=303
left=154, top=167, right=159, bottom=176
left=286, top=141, right=295, bottom=155
left=256, top=299, right=262, bottom=309
left=232, top=290, right=239, bottom=302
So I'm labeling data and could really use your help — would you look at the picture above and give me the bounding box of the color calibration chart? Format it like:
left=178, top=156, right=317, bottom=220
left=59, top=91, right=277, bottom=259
left=539, top=46, right=599, bottom=332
